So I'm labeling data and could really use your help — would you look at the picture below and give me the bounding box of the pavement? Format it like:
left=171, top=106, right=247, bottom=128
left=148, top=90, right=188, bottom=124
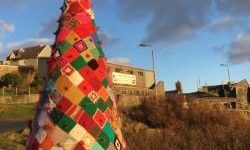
left=0, top=120, right=28, bottom=133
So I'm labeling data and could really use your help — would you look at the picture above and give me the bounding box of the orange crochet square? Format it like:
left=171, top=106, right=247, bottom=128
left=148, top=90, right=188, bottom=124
left=98, top=87, right=109, bottom=101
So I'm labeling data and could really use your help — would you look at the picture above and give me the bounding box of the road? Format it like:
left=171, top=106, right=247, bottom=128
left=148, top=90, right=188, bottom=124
left=0, top=120, right=28, bottom=132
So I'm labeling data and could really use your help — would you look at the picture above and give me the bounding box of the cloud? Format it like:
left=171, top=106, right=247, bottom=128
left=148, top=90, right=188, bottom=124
left=0, top=42, right=3, bottom=50
left=6, top=38, right=53, bottom=50
left=108, top=57, right=131, bottom=66
left=216, top=0, right=250, bottom=16
left=228, top=33, right=250, bottom=64
left=209, top=16, right=239, bottom=31
left=0, top=20, right=14, bottom=53
left=98, top=30, right=120, bottom=47
left=117, top=0, right=250, bottom=45
left=38, top=17, right=58, bottom=38
left=0, top=0, right=25, bottom=8
left=117, top=0, right=213, bottom=44
left=0, top=20, right=15, bottom=39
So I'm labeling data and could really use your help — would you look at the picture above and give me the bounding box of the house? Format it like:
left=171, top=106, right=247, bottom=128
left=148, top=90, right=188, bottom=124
left=4, top=45, right=52, bottom=81
left=199, top=80, right=249, bottom=104
left=5, top=45, right=166, bottom=99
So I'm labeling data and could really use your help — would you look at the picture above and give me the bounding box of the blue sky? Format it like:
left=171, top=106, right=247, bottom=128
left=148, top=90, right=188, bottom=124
left=0, top=0, right=250, bottom=92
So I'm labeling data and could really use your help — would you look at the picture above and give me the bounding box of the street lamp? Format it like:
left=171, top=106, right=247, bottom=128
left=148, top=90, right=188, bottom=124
left=220, top=64, right=231, bottom=84
left=139, top=44, right=157, bottom=99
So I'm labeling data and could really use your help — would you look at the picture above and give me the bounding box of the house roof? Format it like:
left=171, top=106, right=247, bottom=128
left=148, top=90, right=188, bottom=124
left=6, top=45, right=48, bottom=61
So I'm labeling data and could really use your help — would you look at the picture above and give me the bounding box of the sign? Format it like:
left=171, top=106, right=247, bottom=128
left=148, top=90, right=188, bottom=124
left=112, top=72, right=136, bottom=85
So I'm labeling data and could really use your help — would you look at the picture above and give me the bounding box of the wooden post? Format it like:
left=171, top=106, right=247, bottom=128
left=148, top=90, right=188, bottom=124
left=29, top=86, right=31, bottom=95
left=16, top=87, right=18, bottom=95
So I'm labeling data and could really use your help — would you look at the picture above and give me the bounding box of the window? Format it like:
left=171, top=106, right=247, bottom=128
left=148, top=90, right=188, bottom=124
left=115, top=68, right=122, bottom=73
left=138, top=71, right=144, bottom=76
left=127, top=70, right=134, bottom=74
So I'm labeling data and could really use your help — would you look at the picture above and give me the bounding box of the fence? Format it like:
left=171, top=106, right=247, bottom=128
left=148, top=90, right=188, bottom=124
left=0, top=86, right=40, bottom=96
left=0, top=94, right=39, bottom=104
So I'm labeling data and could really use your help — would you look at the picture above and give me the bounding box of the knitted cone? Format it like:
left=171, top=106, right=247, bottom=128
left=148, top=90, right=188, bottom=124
left=26, top=0, right=126, bottom=149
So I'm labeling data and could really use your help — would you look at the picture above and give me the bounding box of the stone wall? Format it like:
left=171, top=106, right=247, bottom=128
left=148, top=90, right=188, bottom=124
left=0, top=94, right=39, bottom=104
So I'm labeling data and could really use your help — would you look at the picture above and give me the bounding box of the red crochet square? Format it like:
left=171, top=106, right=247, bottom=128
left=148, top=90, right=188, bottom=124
left=56, top=27, right=71, bottom=43
left=79, top=66, right=94, bottom=81
left=78, top=112, right=95, bottom=132
left=62, top=47, right=80, bottom=63
left=93, top=110, right=107, bottom=128
left=78, top=80, right=94, bottom=95
left=55, top=57, right=67, bottom=69
left=56, top=97, right=72, bottom=114
left=74, top=23, right=96, bottom=39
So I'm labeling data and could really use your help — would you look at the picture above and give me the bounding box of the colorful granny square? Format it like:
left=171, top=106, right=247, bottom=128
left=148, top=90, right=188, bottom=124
left=96, top=99, right=108, bottom=112
left=64, top=85, right=85, bottom=105
left=69, top=124, right=87, bottom=142
left=79, top=97, right=97, bottom=116
left=56, top=96, right=73, bottom=113
left=103, top=123, right=115, bottom=142
left=62, top=47, right=80, bottom=63
left=57, top=115, right=76, bottom=133
left=71, top=56, right=87, bottom=70
left=78, top=80, right=94, bottom=95
left=93, top=110, right=107, bottom=128
left=97, top=131, right=110, bottom=149
left=55, top=75, right=73, bottom=95
left=49, top=108, right=64, bottom=124
left=81, top=49, right=94, bottom=62
left=74, top=40, right=88, bottom=52
left=88, top=59, right=99, bottom=70
left=57, top=41, right=71, bottom=54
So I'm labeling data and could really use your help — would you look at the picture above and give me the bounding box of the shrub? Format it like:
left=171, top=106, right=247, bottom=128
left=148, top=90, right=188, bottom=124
left=1, top=73, right=22, bottom=87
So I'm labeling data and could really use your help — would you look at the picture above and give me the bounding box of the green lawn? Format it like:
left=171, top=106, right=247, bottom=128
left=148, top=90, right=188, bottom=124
left=0, top=104, right=36, bottom=121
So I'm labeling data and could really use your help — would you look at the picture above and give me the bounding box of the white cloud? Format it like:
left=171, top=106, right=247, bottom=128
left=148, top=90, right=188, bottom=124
left=209, top=16, right=238, bottom=31
left=0, top=0, right=25, bottom=8
left=108, top=57, right=131, bottom=66
left=6, top=38, right=53, bottom=50
left=0, top=20, right=15, bottom=34
left=0, top=42, right=3, bottom=50
left=38, top=17, right=58, bottom=38
left=228, top=33, right=250, bottom=64
left=98, top=30, right=120, bottom=47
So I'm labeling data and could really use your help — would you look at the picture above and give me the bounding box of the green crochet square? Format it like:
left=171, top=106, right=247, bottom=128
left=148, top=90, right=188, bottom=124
left=103, top=123, right=115, bottom=142
left=91, top=48, right=100, bottom=59
left=57, top=41, right=71, bottom=54
left=97, top=131, right=110, bottom=149
left=57, top=115, right=76, bottom=133
left=49, top=108, right=64, bottom=124
left=96, top=99, right=108, bottom=112
left=71, top=56, right=86, bottom=70
left=79, top=97, right=97, bottom=116
left=102, top=78, right=108, bottom=88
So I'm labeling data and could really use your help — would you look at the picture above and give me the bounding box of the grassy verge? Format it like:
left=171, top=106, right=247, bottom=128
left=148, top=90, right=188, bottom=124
left=0, top=129, right=29, bottom=150
left=0, top=104, right=36, bottom=121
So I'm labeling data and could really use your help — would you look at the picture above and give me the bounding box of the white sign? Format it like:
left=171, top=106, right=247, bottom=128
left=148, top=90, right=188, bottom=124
left=112, top=72, right=136, bottom=85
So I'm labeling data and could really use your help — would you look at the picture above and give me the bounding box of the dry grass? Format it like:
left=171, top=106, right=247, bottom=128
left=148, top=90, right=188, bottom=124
left=122, top=95, right=250, bottom=150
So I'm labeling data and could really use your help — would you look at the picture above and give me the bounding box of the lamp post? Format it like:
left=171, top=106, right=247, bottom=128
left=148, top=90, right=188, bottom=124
left=139, top=44, right=157, bottom=101
left=220, top=64, right=231, bottom=84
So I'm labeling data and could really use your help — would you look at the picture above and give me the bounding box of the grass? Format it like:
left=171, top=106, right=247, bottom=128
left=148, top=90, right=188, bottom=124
left=0, top=103, right=36, bottom=121
left=0, top=129, right=28, bottom=150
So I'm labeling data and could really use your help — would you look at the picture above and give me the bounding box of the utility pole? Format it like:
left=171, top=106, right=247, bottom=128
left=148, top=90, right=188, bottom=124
left=139, top=44, right=158, bottom=103
left=220, top=64, right=231, bottom=84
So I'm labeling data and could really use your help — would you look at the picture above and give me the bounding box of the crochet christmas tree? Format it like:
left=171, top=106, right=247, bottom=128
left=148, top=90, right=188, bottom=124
left=26, top=0, right=126, bottom=149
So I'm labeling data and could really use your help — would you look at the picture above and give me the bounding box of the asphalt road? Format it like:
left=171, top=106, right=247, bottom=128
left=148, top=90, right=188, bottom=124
left=0, top=120, right=28, bottom=133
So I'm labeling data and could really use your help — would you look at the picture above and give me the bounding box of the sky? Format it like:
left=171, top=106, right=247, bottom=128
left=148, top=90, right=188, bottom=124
left=0, top=0, right=250, bottom=92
